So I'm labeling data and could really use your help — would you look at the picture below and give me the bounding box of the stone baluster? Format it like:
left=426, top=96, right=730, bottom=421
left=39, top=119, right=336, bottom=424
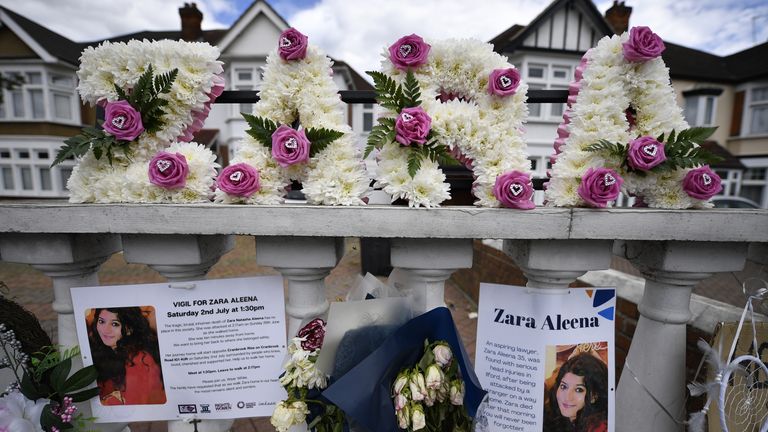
left=390, top=239, right=473, bottom=315
left=121, top=234, right=235, bottom=432
left=615, top=241, right=748, bottom=432
left=0, top=233, right=124, bottom=432
left=255, top=236, right=343, bottom=338
left=503, top=239, right=614, bottom=290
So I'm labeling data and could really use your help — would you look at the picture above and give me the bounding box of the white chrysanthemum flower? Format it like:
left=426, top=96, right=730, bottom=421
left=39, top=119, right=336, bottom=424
left=69, top=40, right=223, bottom=203
left=220, top=44, right=369, bottom=205
left=545, top=31, right=707, bottom=208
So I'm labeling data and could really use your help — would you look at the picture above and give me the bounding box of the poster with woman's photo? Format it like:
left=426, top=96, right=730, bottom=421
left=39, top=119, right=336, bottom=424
left=71, top=276, right=286, bottom=422
left=475, top=283, right=615, bottom=432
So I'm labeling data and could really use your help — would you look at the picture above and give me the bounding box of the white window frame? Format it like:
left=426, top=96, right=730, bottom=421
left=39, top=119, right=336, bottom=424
left=521, top=57, right=579, bottom=122
left=228, top=62, right=263, bottom=117
left=747, top=84, right=768, bottom=136
left=683, top=94, right=718, bottom=127
left=0, top=66, right=79, bottom=125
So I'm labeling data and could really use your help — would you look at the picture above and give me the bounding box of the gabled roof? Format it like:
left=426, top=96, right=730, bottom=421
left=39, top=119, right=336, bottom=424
left=490, top=0, right=613, bottom=53
left=216, top=0, right=289, bottom=53
left=701, top=141, right=745, bottom=170
left=662, top=41, right=768, bottom=83
left=91, top=29, right=228, bottom=46
left=0, top=5, right=81, bottom=65
left=332, top=59, right=373, bottom=91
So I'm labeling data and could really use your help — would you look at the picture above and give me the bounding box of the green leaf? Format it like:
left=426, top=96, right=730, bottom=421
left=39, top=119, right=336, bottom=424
left=367, top=70, right=406, bottom=112
left=113, top=85, right=128, bottom=101
left=67, top=386, right=100, bottom=403
left=154, top=68, right=179, bottom=94
left=583, top=140, right=627, bottom=159
left=49, top=357, right=72, bottom=394
left=130, top=64, right=154, bottom=107
left=19, top=372, right=41, bottom=400
left=403, top=71, right=422, bottom=108
left=242, top=113, right=278, bottom=147
left=62, top=365, right=97, bottom=394
left=305, top=127, right=345, bottom=157
left=667, top=129, right=676, bottom=145
left=657, top=126, right=723, bottom=172
left=407, top=151, right=422, bottom=178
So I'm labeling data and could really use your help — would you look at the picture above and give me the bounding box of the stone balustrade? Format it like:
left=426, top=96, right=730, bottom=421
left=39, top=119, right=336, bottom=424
left=1, top=201, right=766, bottom=432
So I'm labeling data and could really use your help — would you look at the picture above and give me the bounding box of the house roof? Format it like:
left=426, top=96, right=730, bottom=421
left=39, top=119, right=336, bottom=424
left=333, top=59, right=374, bottom=91
left=489, top=0, right=614, bottom=53
left=700, top=140, right=746, bottom=170
left=0, top=5, right=82, bottom=65
left=93, top=29, right=228, bottom=46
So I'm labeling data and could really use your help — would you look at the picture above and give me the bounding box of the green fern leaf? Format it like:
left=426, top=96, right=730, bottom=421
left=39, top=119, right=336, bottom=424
left=305, top=127, right=345, bottom=157
left=153, top=68, right=179, bottom=94
left=403, top=71, right=421, bottom=107
left=407, top=150, right=422, bottom=178
left=242, top=113, right=278, bottom=147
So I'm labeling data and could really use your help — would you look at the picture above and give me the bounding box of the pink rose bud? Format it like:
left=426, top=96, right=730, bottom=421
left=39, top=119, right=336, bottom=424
left=395, top=107, right=431, bottom=146
left=623, top=26, right=665, bottom=62
left=578, top=167, right=623, bottom=208
left=148, top=152, right=188, bottom=189
left=493, top=170, right=535, bottom=209
left=388, top=34, right=431, bottom=71
left=487, top=68, right=521, bottom=97
left=432, top=344, right=452, bottom=367
left=278, top=28, right=308, bottom=61
left=682, top=166, right=722, bottom=200
left=271, top=125, right=310, bottom=167
left=103, top=100, right=144, bottom=141
left=296, top=318, right=326, bottom=351
left=627, top=136, right=666, bottom=171
left=218, top=163, right=260, bottom=197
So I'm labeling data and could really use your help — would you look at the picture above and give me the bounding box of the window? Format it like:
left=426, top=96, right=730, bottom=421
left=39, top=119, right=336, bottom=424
left=740, top=166, right=768, bottom=207
left=0, top=69, right=78, bottom=123
left=362, top=103, right=374, bottom=132
left=749, top=86, right=768, bottom=135
left=528, top=84, right=545, bottom=118
left=528, top=64, right=546, bottom=79
left=1, top=166, right=13, bottom=190
left=552, top=66, right=570, bottom=81
left=683, top=95, right=717, bottom=126
left=230, top=64, right=262, bottom=117
left=550, top=85, right=568, bottom=117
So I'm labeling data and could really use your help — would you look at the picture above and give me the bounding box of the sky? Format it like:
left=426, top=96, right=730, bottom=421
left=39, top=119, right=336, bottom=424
left=1, top=0, right=767, bottom=76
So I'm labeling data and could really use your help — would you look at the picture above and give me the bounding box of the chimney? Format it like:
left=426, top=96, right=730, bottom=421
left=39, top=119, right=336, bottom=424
left=604, top=1, right=632, bottom=35
left=179, top=3, right=203, bottom=42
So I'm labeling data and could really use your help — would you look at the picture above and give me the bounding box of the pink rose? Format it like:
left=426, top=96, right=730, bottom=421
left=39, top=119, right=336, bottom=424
left=683, top=166, right=722, bottom=200
left=578, top=167, right=623, bottom=208
left=278, top=28, right=308, bottom=61
left=218, top=163, right=260, bottom=197
left=627, top=136, right=666, bottom=171
left=271, top=125, right=310, bottom=167
left=395, top=107, right=431, bottom=146
left=487, top=68, right=521, bottom=97
left=388, top=34, right=430, bottom=71
left=148, top=152, right=188, bottom=189
left=493, top=170, right=535, bottom=209
left=103, top=100, right=144, bottom=141
left=297, top=318, right=325, bottom=352
left=623, top=26, right=665, bottom=62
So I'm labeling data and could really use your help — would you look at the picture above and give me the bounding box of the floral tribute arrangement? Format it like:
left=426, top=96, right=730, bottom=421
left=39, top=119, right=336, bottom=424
left=323, top=307, right=485, bottom=432
left=1, top=293, right=98, bottom=432
left=544, top=26, right=723, bottom=208
left=366, top=34, right=534, bottom=208
left=54, top=40, right=225, bottom=203
left=214, top=28, right=369, bottom=205
left=270, top=319, right=343, bottom=432
left=390, top=341, right=471, bottom=431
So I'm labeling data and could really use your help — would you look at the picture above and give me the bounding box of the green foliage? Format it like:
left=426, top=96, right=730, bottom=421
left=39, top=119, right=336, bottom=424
left=366, top=71, right=405, bottom=112
left=585, top=127, right=723, bottom=174
left=658, top=127, right=723, bottom=170
left=242, top=114, right=279, bottom=147
left=304, top=127, right=345, bottom=157
left=583, top=140, right=628, bottom=159
left=52, top=65, right=177, bottom=167
left=365, top=118, right=396, bottom=158
left=402, top=72, right=422, bottom=108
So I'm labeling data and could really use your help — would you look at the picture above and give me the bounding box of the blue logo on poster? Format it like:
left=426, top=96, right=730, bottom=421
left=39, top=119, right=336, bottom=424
left=587, top=289, right=615, bottom=320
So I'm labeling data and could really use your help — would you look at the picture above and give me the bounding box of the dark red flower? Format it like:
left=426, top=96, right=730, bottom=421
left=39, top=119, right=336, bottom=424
left=297, top=318, right=326, bottom=351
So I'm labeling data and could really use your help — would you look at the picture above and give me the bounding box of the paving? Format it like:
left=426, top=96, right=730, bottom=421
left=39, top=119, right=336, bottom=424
left=0, top=236, right=478, bottom=432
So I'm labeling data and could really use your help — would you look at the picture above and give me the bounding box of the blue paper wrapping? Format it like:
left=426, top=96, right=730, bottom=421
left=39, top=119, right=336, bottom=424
left=322, top=307, right=486, bottom=432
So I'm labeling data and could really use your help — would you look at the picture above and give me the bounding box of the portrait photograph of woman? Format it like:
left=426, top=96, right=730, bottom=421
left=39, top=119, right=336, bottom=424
left=86, top=306, right=167, bottom=406
left=542, top=342, right=609, bottom=432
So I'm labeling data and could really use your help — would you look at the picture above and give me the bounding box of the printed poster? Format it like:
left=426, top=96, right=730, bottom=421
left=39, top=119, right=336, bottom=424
left=71, top=276, right=286, bottom=422
left=475, top=284, right=616, bottom=432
